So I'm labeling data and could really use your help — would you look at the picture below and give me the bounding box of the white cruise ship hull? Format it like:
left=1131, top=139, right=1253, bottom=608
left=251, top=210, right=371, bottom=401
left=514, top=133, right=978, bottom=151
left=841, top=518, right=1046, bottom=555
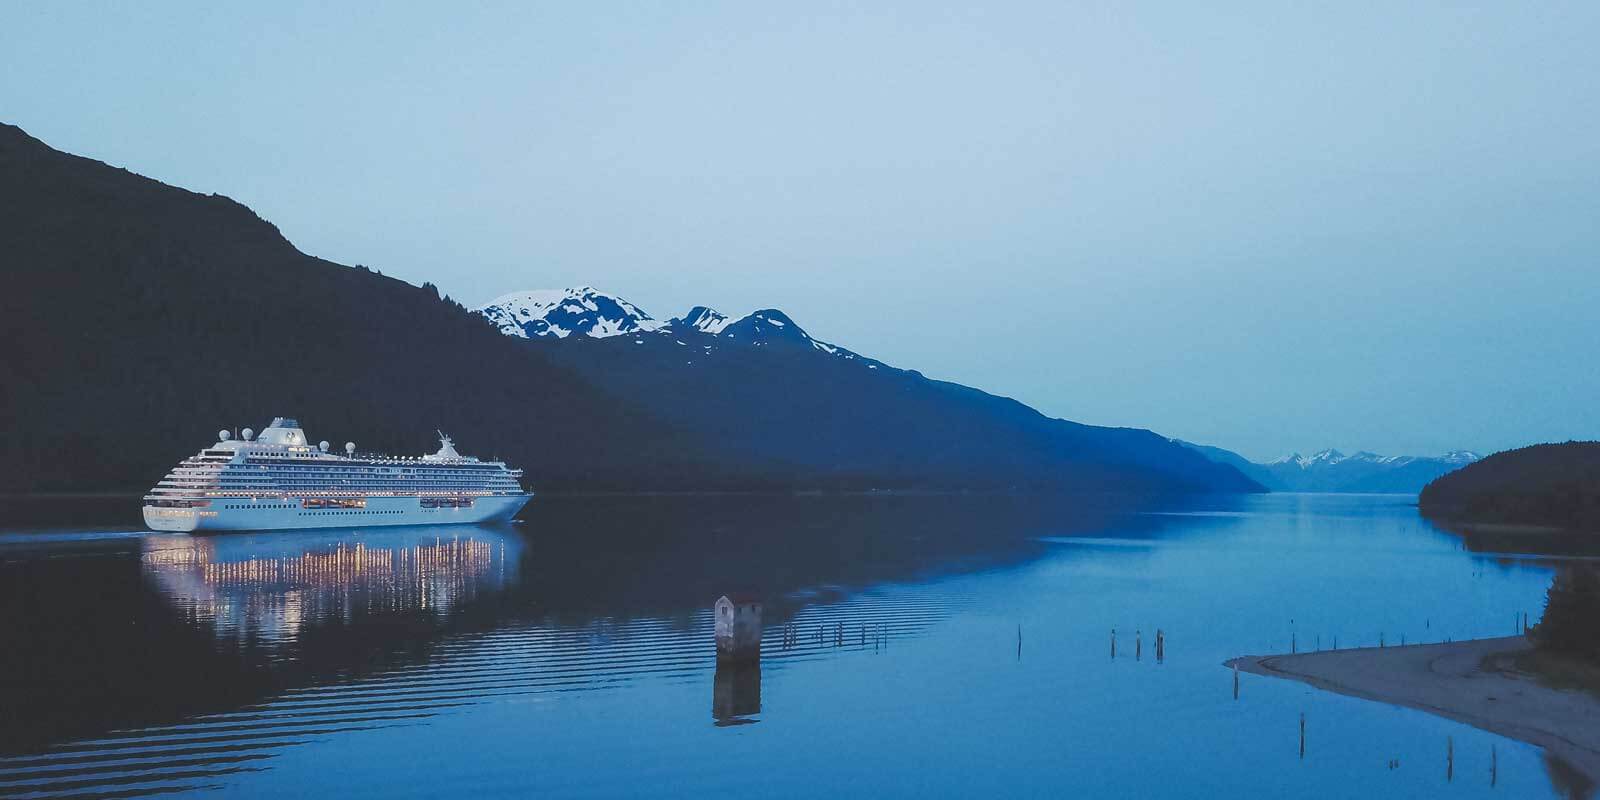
left=143, top=494, right=531, bottom=533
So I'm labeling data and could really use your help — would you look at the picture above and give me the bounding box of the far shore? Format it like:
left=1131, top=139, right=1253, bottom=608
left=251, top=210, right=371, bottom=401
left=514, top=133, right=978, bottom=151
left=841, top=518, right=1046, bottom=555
left=1228, top=637, right=1600, bottom=782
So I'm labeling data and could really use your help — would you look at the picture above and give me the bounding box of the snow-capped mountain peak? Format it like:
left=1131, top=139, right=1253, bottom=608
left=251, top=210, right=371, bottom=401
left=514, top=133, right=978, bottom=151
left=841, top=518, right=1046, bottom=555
left=720, top=309, right=810, bottom=343
left=477, top=287, right=885, bottom=369
left=1272, top=449, right=1348, bottom=469
left=478, top=287, right=660, bottom=339
left=674, top=306, right=732, bottom=334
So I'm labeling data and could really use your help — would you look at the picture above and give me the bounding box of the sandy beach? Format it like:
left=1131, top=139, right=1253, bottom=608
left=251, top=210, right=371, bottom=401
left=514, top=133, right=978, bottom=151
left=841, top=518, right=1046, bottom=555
left=1229, top=637, right=1600, bottom=781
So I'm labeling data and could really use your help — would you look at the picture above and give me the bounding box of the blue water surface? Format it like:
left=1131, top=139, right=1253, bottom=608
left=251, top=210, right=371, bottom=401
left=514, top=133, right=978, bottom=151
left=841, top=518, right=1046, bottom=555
left=0, top=493, right=1582, bottom=798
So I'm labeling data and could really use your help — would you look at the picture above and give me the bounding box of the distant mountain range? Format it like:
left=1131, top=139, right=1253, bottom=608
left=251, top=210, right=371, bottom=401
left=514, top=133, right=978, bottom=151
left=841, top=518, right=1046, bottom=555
left=0, top=123, right=1260, bottom=496
left=1178, top=442, right=1480, bottom=493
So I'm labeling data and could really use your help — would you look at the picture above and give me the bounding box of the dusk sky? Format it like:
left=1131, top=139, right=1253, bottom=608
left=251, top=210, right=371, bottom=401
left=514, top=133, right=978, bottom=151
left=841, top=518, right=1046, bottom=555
left=5, top=2, right=1596, bottom=460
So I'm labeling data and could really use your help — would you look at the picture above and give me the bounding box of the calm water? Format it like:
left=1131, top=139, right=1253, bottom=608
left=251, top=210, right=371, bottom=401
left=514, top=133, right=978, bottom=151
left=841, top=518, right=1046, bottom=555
left=0, top=494, right=1587, bottom=799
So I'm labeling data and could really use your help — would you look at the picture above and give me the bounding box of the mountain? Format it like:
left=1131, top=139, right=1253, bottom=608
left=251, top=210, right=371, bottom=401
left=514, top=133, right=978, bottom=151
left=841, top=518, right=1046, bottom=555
left=1173, top=442, right=1280, bottom=489
left=472, top=289, right=1263, bottom=493
left=0, top=124, right=702, bottom=493
left=479, top=287, right=660, bottom=339
left=477, top=288, right=878, bottom=362
left=1420, top=442, right=1600, bottom=531
left=0, top=122, right=1260, bottom=496
left=1178, top=443, right=1480, bottom=493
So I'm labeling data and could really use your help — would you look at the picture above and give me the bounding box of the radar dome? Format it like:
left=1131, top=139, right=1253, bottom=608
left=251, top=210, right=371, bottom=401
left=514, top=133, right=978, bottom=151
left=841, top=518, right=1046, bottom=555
left=218, top=429, right=231, bottom=441
left=345, top=442, right=356, bottom=455
left=319, top=440, right=330, bottom=452
left=242, top=428, right=255, bottom=441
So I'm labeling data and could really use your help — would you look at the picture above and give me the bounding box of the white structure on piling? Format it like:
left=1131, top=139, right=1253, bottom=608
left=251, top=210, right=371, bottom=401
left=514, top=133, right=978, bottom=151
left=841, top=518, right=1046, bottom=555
left=714, top=594, right=763, bottom=663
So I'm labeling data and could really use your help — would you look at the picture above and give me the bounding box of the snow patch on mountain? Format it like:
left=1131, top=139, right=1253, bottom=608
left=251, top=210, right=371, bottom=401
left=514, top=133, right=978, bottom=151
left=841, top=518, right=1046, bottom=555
left=678, top=306, right=732, bottom=334
left=478, top=287, right=660, bottom=339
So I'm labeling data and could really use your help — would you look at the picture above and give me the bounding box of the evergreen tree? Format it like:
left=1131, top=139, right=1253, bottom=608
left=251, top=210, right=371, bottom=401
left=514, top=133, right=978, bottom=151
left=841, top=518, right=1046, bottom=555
left=1532, top=566, right=1600, bottom=661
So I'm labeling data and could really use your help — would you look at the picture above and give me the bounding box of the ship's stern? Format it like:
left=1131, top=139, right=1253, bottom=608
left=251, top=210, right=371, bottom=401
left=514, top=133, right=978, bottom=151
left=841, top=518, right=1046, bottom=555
left=143, top=505, right=202, bottom=532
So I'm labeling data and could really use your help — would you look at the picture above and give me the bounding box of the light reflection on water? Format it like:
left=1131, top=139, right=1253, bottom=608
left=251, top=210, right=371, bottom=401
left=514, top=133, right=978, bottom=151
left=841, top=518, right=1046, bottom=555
left=0, top=494, right=1590, bottom=799
left=140, top=530, right=515, bottom=647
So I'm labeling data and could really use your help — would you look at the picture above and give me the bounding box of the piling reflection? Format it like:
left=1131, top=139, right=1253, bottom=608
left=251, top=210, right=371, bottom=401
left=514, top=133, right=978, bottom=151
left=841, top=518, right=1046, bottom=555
left=713, top=663, right=762, bottom=727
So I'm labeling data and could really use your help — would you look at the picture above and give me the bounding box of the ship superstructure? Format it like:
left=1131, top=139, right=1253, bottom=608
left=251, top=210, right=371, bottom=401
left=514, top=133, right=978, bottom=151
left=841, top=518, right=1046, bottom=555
left=143, top=417, right=532, bottom=532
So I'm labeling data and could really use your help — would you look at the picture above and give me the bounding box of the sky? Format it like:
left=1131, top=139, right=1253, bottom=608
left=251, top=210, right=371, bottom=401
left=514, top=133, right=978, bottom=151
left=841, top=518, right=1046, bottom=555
left=4, top=2, right=1597, bottom=460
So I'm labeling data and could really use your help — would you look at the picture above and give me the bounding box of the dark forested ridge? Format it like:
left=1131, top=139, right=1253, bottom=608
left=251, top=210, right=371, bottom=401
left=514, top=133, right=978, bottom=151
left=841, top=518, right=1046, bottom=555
left=1419, top=443, right=1600, bottom=531
left=0, top=123, right=1259, bottom=495
left=0, top=123, right=709, bottom=492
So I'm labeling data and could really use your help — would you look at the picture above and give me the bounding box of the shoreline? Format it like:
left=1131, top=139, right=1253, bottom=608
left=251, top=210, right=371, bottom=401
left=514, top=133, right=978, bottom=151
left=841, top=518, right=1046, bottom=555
left=1228, top=637, right=1600, bottom=782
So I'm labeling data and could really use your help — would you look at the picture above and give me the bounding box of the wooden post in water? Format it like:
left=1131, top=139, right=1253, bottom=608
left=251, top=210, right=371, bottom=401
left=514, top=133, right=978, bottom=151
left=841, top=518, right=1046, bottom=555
left=1491, top=744, right=1497, bottom=787
left=1292, top=632, right=1296, bottom=654
left=1333, top=635, right=1338, bottom=650
left=1233, top=662, right=1239, bottom=700
left=1380, top=632, right=1385, bottom=648
left=1017, top=624, right=1022, bottom=661
left=1299, top=713, right=1306, bottom=759
left=1447, top=736, right=1454, bottom=782
left=1401, top=633, right=1406, bottom=646
left=1316, top=634, right=1321, bottom=651
left=1156, top=629, right=1165, bottom=663
left=1136, top=629, right=1142, bottom=661
left=1111, top=628, right=1117, bottom=659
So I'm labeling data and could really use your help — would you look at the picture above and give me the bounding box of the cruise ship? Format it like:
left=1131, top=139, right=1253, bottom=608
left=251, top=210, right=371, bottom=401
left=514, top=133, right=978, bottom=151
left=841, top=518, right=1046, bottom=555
left=143, top=417, right=532, bottom=532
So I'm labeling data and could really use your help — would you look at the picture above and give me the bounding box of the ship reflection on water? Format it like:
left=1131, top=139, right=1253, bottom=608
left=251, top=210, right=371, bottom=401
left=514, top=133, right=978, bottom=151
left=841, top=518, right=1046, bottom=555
left=140, top=529, right=515, bottom=646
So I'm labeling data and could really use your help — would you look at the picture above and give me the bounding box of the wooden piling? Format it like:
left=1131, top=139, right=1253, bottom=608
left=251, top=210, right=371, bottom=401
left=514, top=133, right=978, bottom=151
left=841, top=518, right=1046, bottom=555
left=1136, top=629, right=1142, bottom=661
left=1016, top=624, right=1022, bottom=661
left=1111, top=628, right=1117, bottom=659
left=1491, top=744, right=1497, bottom=787
left=1233, top=662, right=1239, bottom=700
left=1299, top=713, right=1305, bottom=759
left=1292, top=632, right=1296, bottom=654
left=1447, top=736, right=1454, bottom=782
